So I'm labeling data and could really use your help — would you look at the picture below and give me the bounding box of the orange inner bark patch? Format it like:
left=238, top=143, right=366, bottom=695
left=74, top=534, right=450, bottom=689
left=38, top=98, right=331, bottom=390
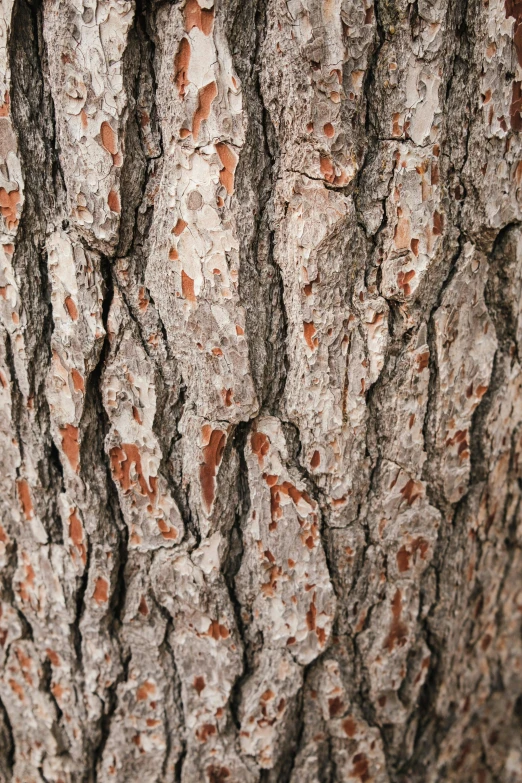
left=199, top=429, right=227, bottom=513
left=173, top=218, right=187, bottom=236
left=320, top=155, right=335, bottom=182
left=221, top=388, right=233, bottom=407
left=93, top=576, right=109, bottom=604
left=157, top=517, right=178, bottom=540
left=9, top=679, right=24, bottom=701
left=270, top=480, right=313, bottom=522
left=64, top=295, right=78, bottom=321
left=137, top=680, right=156, bottom=701
left=394, top=207, right=411, bottom=249
left=323, top=122, right=335, bottom=137
left=109, top=444, right=158, bottom=505
left=100, top=121, right=117, bottom=155
left=184, top=0, right=214, bottom=34
left=0, top=188, right=20, bottom=230
left=71, top=368, right=84, bottom=392
left=215, top=142, right=238, bottom=195
left=0, top=523, right=7, bottom=543
left=108, top=190, right=121, bottom=213
left=60, top=424, right=80, bottom=472
left=410, top=237, right=419, bottom=256
left=68, top=507, right=86, bottom=565
left=169, top=247, right=179, bottom=261
left=132, top=406, right=142, bottom=425
left=0, top=90, right=10, bottom=116
left=505, top=0, right=522, bottom=67
left=207, top=620, right=230, bottom=640
left=174, top=37, right=191, bottom=98
left=193, top=675, right=206, bottom=695
left=138, top=286, right=149, bottom=313
left=383, top=589, right=408, bottom=651
left=397, top=269, right=415, bottom=297
left=303, top=321, right=318, bottom=350
left=181, top=270, right=196, bottom=302
left=392, top=112, right=402, bottom=136
left=250, top=431, right=269, bottom=465
left=192, top=81, right=218, bottom=140
left=310, top=450, right=320, bottom=469
left=400, top=477, right=422, bottom=506
left=17, top=480, right=33, bottom=520
left=46, top=648, right=60, bottom=667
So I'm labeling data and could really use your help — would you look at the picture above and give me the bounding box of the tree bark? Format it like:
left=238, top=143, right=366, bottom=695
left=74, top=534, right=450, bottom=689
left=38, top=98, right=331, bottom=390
left=0, top=0, right=521, bottom=780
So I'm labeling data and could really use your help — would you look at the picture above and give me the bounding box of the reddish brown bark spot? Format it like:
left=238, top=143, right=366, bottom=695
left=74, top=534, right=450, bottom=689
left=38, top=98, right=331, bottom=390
left=93, top=576, right=109, bottom=604
left=384, top=589, right=408, bottom=651
left=17, top=480, right=33, bottom=520
left=343, top=716, right=357, bottom=737
left=64, top=295, right=78, bottom=321
left=351, top=752, right=370, bottom=782
left=100, top=121, right=117, bottom=155
left=251, top=431, right=269, bottom=465
left=328, top=696, right=344, bottom=717
left=410, top=238, right=419, bottom=256
left=138, top=596, right=149, bottom=616
left=433, top=210, right=444, bottom=236
left=197, top=723, right=217, bottom=742
left=185, top=0, right=215, bottom=35
left=192, top=81, right=218, bottom=140
left=60, top=424, right=80, bottom=472
left=174, top=37, right=191, bottom=98
left=323, top=122, right=335, bottom=137
left=400, top=478, right=422, bottom=506
left=194, top=675, right=206, bottom=695
left=108, top=189, right=120, bottom=213
left=199, top=429, right=227, bottom=513
left=304, top=321, right=318, bottom=350
left=109, top=444, right=158, bottom=505
left=206, top=766, right=231, bottom=783
left=310, top=450, right=321, bottom=469
left=181, top=270, right=196, bottom=302
left=511, top=81, right=522, bottom=130
left=0, top=188, right=20, bottom=230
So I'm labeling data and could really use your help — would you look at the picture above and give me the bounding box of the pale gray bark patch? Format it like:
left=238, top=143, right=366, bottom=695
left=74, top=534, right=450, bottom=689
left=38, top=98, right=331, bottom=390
left=0, top=0, right=521, bottom=781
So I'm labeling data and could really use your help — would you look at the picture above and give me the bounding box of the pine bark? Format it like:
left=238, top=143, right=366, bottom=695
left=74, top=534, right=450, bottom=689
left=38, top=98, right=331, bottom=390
left=0, top=0, right=521, bottom=781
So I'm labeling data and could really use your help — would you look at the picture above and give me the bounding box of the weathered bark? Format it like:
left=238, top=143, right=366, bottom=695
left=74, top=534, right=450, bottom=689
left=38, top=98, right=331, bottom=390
left=0, top=0, right=521, bottom=780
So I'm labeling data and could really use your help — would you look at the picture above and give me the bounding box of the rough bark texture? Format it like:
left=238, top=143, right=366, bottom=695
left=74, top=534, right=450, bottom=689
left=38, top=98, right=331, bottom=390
left=0, top=0, right=521, bottom=780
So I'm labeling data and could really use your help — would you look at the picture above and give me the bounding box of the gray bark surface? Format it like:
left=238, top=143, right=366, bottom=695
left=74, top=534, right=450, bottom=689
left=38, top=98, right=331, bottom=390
left=0, top=0, right=521, bottom=781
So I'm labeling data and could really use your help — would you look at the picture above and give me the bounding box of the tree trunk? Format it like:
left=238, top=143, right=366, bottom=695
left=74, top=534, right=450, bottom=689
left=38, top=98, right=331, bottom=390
left=0, top=0, right=521, bottom=780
